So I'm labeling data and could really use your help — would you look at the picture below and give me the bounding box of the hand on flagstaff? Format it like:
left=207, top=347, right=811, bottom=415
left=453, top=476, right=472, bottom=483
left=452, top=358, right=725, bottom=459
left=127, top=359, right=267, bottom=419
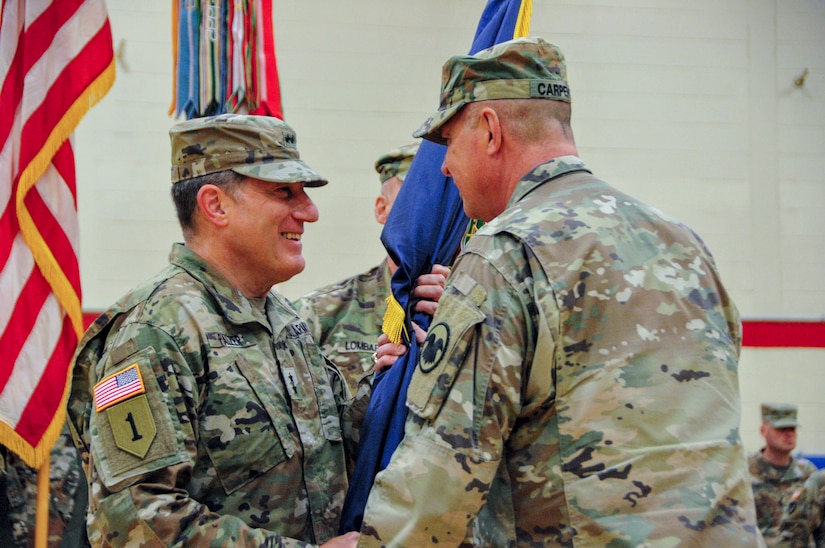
left=373, top=334, right=406, bottom=374
left=411, top=321, right=428, bottom=344
left=412, top=263, right=450, bottom=316
left=372, top=322, right=429, bottom=374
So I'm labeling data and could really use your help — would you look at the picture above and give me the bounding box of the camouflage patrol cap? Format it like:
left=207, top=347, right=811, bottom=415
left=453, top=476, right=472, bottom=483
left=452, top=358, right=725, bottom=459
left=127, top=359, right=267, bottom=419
left=414, top=37, right=570, bottom=145
left=374, top=142, right=420, bottom=184
left=761, top=402, right=799, bottom=428
left=170, top=114, right=327, bottom=186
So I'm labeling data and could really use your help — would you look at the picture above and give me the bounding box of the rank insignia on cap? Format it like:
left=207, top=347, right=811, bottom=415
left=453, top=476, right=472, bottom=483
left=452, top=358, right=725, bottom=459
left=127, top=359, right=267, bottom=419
left=94, top=364, right=146, bottom=412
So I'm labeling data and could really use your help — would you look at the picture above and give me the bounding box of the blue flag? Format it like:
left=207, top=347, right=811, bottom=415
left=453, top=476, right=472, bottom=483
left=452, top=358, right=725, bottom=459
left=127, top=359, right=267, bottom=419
left=340, top=0, right=533, bottom=533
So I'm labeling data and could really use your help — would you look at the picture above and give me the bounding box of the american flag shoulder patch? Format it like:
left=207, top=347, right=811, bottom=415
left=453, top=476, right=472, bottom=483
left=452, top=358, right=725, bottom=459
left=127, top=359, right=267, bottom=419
left=94, top=364, right=146, bottom=412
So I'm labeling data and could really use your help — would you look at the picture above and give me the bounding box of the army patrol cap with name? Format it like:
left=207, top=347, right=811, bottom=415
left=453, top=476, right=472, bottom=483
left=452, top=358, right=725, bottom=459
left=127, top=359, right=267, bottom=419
left=414, top=36, right=571, bottom=145
left=374, top=141, right=420, bottom=184
left=170, top=114, right=328, bottom=186
left=761, top=402, right=800, bottom=428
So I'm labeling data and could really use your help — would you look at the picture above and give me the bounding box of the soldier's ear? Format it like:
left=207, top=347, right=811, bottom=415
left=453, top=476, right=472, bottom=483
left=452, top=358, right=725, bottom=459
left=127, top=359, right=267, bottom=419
left=478, top=106, right=502, bottom=154
left=375, top=194, right=390, bottom=225
left=197, top=184, right=230, bottom=228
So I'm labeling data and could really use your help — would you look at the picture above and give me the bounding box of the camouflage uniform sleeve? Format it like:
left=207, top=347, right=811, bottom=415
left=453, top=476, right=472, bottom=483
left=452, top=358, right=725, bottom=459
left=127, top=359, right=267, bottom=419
left=360, top=242, right=533, bottom=546
left=781, top=470, right=825, bottom=548
left=82, top=321, right=315, bottom=548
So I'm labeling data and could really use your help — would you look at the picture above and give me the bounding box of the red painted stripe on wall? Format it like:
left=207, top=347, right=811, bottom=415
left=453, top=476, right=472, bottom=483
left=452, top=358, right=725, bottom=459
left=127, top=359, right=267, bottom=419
left=741, top=320, right=825, bottom=348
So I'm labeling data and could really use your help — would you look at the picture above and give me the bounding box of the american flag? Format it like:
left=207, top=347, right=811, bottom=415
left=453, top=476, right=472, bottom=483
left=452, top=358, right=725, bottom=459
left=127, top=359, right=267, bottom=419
left=0, top=0, right=114, bottom=468
left=94, top=364, right=144, bottom=412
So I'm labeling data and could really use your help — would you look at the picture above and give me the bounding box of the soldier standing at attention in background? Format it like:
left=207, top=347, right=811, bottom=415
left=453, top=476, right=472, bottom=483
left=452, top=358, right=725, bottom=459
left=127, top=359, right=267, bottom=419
left=358, top=37, right=763, bottom=546
left=67, top=114, right=359, bottom=547
left=293, top=143, right=448, bottom=473
left=294, top=142, right=447, bottom=399
left=750, top=402, right=818, bottom=546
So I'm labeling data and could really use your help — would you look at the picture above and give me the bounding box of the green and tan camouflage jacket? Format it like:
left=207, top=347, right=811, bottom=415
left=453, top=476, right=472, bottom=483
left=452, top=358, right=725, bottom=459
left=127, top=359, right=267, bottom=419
left=750, top=449, right=818, bottom=546
left=360, top=157, right=763, bottom=547
left=67, top=244, right=350, bottom=547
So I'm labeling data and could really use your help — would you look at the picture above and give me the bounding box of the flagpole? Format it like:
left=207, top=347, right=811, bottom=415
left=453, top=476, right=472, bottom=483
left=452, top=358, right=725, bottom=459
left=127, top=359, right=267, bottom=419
left=34, top=461, right=50, bottom=548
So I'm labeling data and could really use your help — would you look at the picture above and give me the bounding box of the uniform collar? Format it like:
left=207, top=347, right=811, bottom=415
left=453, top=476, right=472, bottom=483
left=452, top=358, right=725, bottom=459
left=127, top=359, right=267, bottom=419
left=170, top=243, right=271, bottom=331
left=507, top=155, right=590, bottom=209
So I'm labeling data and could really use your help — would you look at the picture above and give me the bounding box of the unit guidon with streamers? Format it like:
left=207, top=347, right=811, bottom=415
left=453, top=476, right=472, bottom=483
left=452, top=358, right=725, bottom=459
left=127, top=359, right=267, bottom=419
left=94, top=364, right=145, bottom=412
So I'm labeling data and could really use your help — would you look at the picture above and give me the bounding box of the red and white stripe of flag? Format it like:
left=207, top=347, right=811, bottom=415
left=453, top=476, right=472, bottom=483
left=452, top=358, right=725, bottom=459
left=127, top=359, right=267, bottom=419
left=0, top=0, right=114, bottom=468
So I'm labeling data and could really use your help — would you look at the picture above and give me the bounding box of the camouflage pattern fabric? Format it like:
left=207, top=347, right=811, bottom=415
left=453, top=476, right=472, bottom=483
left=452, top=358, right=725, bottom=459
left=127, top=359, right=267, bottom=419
left=414, top=37, right=570, bottom=145
left=293, top=260, right=390, bottom=395
left=374, top=143, right=419, bottom=184
left=169, top=114, right=328, bottom=186
left=761, top=402, right=800, bottom=428
left=359, top=157, right=763, bottom=546
left=1, top=424, right=88, bottom=548
left=293, top=261, right=389, bottom=475
left=781, top=468, right=825, bottom=547
left=66, top=243, right=352, bottom=547
left=750, top=449, right=818, bottom=546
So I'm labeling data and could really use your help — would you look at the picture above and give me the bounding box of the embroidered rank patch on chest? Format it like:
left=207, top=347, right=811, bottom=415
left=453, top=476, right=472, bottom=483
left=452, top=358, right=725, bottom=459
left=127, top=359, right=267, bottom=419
left=94, top=364, right=145, bottom=412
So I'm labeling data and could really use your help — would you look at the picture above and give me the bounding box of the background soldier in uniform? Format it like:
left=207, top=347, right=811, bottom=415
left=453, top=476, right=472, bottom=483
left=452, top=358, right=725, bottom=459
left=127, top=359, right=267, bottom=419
left=293, top=142, right=447, bottom=472
left=750, top=402, right=818, bottom=545
left=295, top=141, right=429, bottom=395
left=67, top=115, right=359, bottom=547
left=1, top=425, right=88, bottom=548
left=359, top=37, right=762, bottom=546
left=781, top=467, right=825, bottom=547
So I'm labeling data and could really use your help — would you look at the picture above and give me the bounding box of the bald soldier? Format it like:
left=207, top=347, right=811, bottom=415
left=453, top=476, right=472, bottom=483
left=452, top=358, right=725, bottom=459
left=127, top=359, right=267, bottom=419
left=67, top=115, right=359, bottom=547
left=749, top=402, right=817, bottom=545
left=359, top=37, right=763, bottom=546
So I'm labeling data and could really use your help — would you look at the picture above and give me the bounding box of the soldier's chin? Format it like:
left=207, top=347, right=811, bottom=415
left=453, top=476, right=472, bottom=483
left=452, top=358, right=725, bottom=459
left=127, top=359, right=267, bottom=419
left=276, top=259, right=306, bottom=286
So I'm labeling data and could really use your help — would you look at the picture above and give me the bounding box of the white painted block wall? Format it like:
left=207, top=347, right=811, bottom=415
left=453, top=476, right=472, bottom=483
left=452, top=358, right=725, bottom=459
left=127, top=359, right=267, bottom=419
left=73, top=0, right=825, bottom=456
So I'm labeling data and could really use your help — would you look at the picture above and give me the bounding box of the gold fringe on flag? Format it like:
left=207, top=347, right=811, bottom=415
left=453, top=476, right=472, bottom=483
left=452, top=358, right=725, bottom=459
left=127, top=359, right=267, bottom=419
left=515, top=0, right=532, bottom=37
left=382, top=294, right=408, bottom=345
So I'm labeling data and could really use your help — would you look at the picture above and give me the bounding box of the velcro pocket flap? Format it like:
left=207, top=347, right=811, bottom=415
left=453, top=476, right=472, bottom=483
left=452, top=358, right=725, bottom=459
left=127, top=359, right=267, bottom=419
left=407, top=271, right=487, bottom=420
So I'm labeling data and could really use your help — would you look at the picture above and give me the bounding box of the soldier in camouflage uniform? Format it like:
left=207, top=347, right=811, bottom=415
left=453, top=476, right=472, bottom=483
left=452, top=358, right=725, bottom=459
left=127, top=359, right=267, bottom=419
left=66, top=115, right=359, bottom=547
left=781, top=468, right=825, bottom=547
left=750, top=402, right=818, bottom=546
left=294, top=142, right=420, bottom=398
left=359, top=37, right=763, bottom=546
left=1, top=424, right=89, bottom=547
left=293, top=142, right=452, bottom=474
left=293, top=143, right=448, bottom=460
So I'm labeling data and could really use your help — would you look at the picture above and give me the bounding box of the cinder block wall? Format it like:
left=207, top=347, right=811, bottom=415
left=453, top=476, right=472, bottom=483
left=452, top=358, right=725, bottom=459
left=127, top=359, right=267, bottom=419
left=74, top=0, right=825, bottom=456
